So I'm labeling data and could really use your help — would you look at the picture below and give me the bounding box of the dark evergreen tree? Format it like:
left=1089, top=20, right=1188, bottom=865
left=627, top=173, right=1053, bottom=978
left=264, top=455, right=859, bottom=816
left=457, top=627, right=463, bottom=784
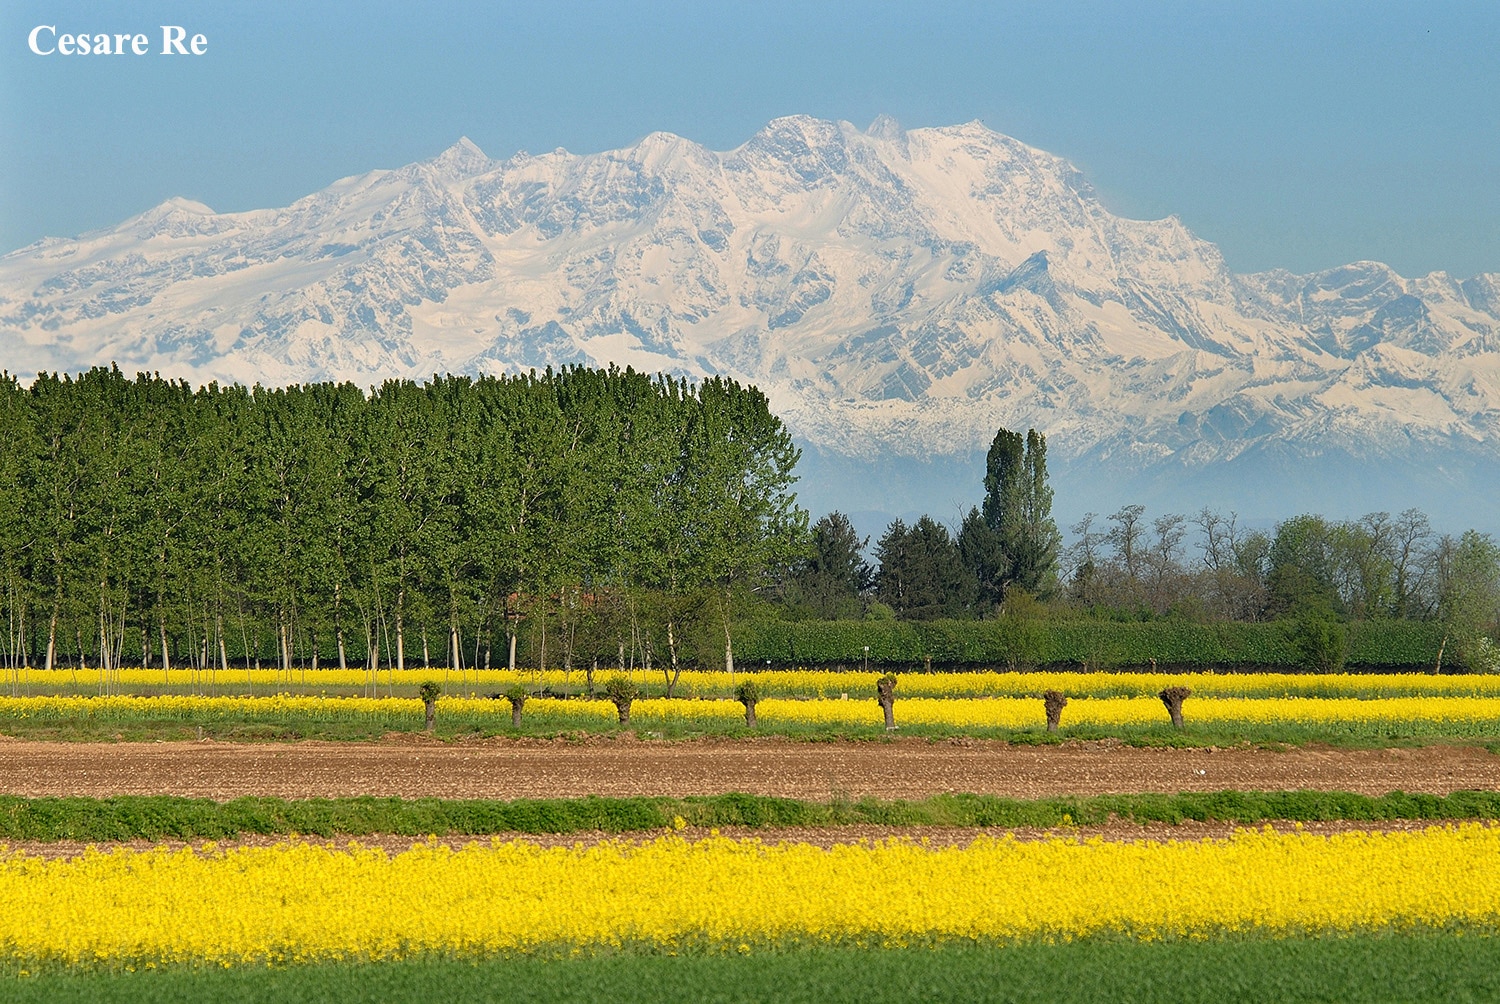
left=957, top=507, right=1006, bottom=611
left=875, top=516, right=977, bottom=620
left=787, top=512, right=873, bottom=619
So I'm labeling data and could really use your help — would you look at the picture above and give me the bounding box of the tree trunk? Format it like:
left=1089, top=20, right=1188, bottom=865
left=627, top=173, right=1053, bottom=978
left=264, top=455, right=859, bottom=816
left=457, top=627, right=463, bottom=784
left=744, top=702, right=757, bottom=728
left=395, top=595, right=406, bottom=673
left=45, top=609, right=57, bottom=673
left=508, top=629, right=517, bottom=672
left=665, top=620, right=678, bottom=697
left=616, top=699, right=631, bottom=726
left=1043, top=690, right=1068, bottom=733
left=876, top=675, right=897, bottom=730
left=1435, top=633, right=1447, bottom=675
left=511, top=703, right=523, bottom=727
left=424, top=698, right=436, bottom=732
left=98, top=596, right=111, bottom=679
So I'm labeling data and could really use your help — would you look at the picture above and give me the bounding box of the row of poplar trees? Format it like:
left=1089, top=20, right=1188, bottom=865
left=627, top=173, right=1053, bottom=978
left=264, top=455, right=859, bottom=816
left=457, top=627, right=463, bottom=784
left=0, top=366, right=807, bottom=675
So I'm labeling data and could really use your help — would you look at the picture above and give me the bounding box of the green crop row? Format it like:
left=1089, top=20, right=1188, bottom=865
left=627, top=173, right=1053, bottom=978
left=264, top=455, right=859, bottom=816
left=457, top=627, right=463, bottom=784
left=5, top=789, right=1500, bottom=842
left=13, top=936, right=1500, bottom=1004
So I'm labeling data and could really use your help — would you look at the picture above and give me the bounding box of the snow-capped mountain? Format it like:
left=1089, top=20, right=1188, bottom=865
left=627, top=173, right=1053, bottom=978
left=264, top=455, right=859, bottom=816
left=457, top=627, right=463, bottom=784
left=3, top=115, right=1497, bottom=525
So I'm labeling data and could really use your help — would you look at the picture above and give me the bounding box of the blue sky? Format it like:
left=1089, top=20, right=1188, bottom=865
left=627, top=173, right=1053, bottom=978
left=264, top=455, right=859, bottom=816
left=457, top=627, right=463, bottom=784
left=3, top=1, right=1497, bottom=277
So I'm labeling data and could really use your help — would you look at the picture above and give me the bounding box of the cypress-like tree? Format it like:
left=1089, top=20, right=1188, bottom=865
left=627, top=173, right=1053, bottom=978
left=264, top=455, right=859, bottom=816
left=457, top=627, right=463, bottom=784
left=981, top=427, right=1060, bottom=598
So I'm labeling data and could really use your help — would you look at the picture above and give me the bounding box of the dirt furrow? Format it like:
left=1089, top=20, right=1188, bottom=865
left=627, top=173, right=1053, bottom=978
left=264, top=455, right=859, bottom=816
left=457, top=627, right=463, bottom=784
left=0, top=736, right=1495, bottom=801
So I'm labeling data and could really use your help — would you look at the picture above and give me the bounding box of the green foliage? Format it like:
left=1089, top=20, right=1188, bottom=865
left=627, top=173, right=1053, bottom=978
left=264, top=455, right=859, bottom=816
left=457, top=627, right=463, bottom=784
left=873, top=516, right=977, bottom=620
left=1440, top=530, right=1500, bottom=671
left=733, top=680, right=760, bottom=706
left=956, top=506, right=1006, bottom=610
left=729, top=617, right=1440, bottom=669
left=1267, top=514, right=1342, bottom=616
left=603, top=676, right=639, bottom=704
left=982, top=427, right=1061, bottom=597
left=417, top=682, right=442, bottom=703
left=1288, top=611, right=1349, bottom=673
left=502, top=685, right=527, bottom=705
left=0, top=367, right=808, bottom=674
left=783, top=512, right=872, bottom=620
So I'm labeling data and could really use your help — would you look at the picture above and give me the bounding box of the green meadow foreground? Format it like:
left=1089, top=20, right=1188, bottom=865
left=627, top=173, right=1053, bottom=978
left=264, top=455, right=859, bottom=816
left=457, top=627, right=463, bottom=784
left=12, top=936, right=1500, bottom=1004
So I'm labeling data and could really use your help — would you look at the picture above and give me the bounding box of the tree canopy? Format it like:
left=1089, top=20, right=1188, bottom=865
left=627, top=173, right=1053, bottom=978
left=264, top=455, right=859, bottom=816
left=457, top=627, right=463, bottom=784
left=0, top=366, right=808, bottom=673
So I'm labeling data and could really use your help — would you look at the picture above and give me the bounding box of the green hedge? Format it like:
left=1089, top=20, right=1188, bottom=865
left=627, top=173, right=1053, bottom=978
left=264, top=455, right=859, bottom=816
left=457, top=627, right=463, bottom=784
left=731, top=619, right=1447, bottom=671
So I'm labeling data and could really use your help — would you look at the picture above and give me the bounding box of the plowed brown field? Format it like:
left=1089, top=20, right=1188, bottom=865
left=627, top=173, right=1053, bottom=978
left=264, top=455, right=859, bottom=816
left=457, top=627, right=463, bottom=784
left=0, top=736, right=1495, bottom=800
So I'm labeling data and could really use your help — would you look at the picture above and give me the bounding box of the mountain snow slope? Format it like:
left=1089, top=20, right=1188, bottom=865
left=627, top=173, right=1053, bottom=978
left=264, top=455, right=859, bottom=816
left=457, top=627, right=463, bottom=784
left=2, top=116, right=1497, bottom=525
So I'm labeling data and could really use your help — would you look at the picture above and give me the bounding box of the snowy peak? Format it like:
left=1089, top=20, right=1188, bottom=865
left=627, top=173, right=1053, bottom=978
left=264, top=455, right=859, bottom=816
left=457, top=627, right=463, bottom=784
left=1, top=115, right=1497, bottom=522
left=426, top=136, right=493, bottom=178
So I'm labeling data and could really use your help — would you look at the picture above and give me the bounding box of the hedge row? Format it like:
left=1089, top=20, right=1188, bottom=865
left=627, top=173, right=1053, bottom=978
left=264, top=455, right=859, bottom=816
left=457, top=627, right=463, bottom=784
left=731, top=618, right=1448, bottom=670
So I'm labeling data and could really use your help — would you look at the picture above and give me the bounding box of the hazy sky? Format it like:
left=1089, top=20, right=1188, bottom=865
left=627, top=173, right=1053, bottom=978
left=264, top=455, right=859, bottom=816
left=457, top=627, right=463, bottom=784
left=4, top=1, right=1497, bottom=277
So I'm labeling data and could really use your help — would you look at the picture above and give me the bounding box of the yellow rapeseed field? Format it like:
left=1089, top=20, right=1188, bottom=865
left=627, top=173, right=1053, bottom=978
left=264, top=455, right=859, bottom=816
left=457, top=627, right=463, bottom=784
left=11, top=666, right=1500, bottom=700
left=4, top=692, right=1500, bottom=731
left=2, top=825, right=1498, bottom=965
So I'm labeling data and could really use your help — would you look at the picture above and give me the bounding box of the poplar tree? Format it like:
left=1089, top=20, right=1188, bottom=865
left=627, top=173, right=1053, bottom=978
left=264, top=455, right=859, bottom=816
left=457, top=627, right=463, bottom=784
left=981, top=427, right=1060, bottom=598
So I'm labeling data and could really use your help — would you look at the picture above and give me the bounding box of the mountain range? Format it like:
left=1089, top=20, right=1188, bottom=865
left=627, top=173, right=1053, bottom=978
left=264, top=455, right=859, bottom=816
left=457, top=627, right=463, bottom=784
left=3, top=115, right=1497, bottom=530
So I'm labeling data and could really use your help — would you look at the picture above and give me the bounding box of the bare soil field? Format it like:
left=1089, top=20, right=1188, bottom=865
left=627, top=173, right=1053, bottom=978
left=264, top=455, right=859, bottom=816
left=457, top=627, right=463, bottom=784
left=0, top=736, right=1495, bottom=801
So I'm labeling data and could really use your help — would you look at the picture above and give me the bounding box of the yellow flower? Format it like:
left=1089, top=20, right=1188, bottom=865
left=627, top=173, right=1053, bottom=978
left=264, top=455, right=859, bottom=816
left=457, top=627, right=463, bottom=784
left=0, top=826, right=1498, bottom=964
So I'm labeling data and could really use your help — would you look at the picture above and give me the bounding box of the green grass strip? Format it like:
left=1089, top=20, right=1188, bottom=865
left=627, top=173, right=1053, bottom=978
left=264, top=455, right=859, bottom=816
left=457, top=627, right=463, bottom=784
left=4, top=789, right=1500, bottom=842
left=8, top=933, right=1500, bottom=1003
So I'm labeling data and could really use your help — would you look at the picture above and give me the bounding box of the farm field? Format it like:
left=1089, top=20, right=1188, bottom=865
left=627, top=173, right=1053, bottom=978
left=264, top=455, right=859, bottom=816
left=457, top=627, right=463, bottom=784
left=9, top=825, right=1500, bottom=961
left=1, top=736, right=1499, bottom=800
left=11, top=665, right=1500, bottom=750
left=10, top=665, right=1500, bottom=700
left=6, top=676, right=1500, bottom=1001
